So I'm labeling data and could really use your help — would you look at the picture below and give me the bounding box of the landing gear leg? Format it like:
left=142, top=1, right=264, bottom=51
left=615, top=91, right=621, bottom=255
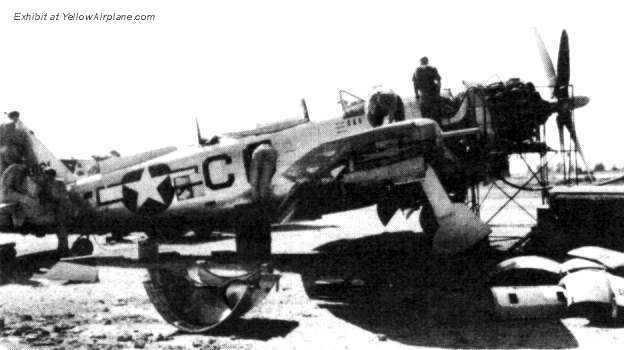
left=419, top=203, right=438, bottom=242
left=56, top=226, right=70, bottom=257
left=235, top=215, right=271, bottom=260
left=0, top=243, right=17, bottom=285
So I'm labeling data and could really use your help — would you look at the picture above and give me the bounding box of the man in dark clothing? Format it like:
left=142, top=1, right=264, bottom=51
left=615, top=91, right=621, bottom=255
left=412, top=57, right=442, bottom=121
left=0, top=111, right=37, bottom=175
left=367, top=90, right=405, bottom=127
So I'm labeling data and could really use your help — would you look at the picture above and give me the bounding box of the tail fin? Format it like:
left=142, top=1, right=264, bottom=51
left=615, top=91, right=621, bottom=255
left=21, top=122, right=77, bottom=184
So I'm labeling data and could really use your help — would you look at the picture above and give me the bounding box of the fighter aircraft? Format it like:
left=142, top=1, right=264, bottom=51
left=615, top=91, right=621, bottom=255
left=0, top=30, right=586, bottom=262
left=0, top=29, right=592, bottom=334
left=0, top=103, right=488, bottom=257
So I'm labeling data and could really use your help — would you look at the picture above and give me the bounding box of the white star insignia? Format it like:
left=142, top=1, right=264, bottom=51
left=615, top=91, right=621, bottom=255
left=125, top=168, right=169, bottom=208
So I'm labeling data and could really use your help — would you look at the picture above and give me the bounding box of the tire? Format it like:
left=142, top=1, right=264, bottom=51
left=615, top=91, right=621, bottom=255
left=71, top=237, right=94, bottom=256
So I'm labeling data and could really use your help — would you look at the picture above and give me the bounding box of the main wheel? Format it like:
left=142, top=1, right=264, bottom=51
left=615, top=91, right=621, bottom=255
left=70, top=237, right=94, bottom=256
left=235, top=217, right=271, bottom=260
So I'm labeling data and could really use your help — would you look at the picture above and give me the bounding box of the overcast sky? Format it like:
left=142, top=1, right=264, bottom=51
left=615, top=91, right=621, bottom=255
left=1, top=0, right=623, bottom=168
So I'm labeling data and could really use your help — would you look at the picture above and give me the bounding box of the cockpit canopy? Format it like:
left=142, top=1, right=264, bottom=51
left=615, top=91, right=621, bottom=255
left=224, top=118, right=309, bottom=139
left=223, top=99, right=310, bottom=139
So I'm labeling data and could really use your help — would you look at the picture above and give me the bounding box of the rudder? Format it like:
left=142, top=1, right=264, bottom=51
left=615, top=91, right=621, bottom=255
left=20, top=122, right=77, bottom=183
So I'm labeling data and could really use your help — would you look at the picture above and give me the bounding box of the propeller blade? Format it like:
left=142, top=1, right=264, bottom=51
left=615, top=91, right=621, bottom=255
left=534, top=28, right=557, bottom=87
left=546, top=29, right=593, bottom=181
left=556, top=112, right=566, bottom=152
left=567, top=122, right=593, bottom=180
left=556, top=110, right=572, bottom=147
left=557, top=110, right=594, bottom=180
left=555, top=30, right=570, bottom=99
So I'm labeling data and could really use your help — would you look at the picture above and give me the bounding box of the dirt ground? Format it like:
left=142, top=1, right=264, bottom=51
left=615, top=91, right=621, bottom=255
left=1, top=187, right=624, bottom=349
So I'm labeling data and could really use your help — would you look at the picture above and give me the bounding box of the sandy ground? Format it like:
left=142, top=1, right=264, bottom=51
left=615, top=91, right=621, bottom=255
left=1, top=187, right=624, bottom=349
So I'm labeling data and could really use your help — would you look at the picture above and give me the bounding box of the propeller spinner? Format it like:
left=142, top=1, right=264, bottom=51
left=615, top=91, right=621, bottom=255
left=534, top=29, right=591, bottom=174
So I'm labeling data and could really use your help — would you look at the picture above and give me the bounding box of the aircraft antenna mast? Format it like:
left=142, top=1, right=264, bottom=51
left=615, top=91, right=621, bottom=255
left=301, top=99, right=310, bottom=122
left=195, top=117, right=206, bottom=146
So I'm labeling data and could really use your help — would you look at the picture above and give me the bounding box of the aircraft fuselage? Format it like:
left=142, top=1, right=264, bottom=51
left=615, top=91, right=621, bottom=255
left=66, top=112, right=389, bottom=236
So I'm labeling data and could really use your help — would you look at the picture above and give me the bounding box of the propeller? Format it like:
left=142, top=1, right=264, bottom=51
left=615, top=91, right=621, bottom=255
left=534, top=29, right=592, bottom=176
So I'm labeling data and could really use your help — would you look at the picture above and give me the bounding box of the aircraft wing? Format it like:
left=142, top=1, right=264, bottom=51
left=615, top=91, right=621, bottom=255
left=283, top=119, right=441, bottom=185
